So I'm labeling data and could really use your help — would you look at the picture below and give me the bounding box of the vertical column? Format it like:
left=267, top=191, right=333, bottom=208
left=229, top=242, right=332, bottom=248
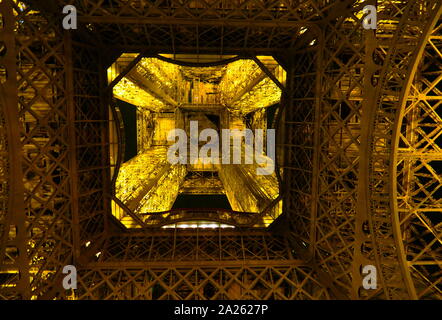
left=64, top=31, right=80, bottom=261
left=353, top=22, right=379, bottom=299
left=0, top=0, right=30, bottom=299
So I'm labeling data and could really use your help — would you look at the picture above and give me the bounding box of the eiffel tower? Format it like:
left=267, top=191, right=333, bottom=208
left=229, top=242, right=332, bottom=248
left=0, top=0, right=440, bottom=300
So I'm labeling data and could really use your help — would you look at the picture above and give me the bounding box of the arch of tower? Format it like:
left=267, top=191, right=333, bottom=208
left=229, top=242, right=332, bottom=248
left=0, top=0, right=441, bottom=299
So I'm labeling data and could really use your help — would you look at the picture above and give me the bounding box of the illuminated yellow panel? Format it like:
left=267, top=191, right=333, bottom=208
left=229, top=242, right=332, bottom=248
left=219, top=164, right=281, bottom=215
left=219, top=59, right=262, bottom=104
left=137, top=164, right=187, bottom=213
left=219, top=58, right=282, bottom=114
left=230, top=77, right=281, bottom=114
left=111, top=54, right=284, bottom=228
left=137, top=57, right=181, bottom=100
left=107, top=53, right=139, bottom=84
left=159, top=54, right=237, bottom=64
left=113, top=77, right=167, bottom=111
left=162, top=221, right=235, bottom=229
left=115, top=147, right=170, bottom=211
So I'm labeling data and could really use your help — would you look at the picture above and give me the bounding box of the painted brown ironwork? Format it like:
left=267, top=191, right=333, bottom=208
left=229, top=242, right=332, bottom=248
left=75, top=229, right=329, bottom=300
left=0, top=0, right=440, bottom=300
left=390, top=9, right=442, bottom=299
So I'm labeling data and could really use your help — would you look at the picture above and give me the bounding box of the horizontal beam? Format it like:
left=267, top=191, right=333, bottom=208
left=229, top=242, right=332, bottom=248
left=179, top=104, right=225, bottom=112
left=82, top=259, right=306, bottom=268
left=398, top=152, right=442, bottom=160
left=109, top=229, right=274, bottom=237
left=105, top=45, right=292, bottom=55
left=78, top=16, right=311, bottom=28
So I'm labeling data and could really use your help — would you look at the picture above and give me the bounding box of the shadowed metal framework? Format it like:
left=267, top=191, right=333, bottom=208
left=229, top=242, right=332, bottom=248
left=0, top=0, right=440, bottom=300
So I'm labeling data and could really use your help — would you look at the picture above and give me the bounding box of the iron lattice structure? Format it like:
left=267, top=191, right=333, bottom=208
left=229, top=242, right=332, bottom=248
left=0, top=0, right=440, bottom=299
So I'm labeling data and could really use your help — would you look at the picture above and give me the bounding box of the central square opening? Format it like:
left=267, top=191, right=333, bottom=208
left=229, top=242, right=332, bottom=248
left=108, top=54, right=286, bottom=229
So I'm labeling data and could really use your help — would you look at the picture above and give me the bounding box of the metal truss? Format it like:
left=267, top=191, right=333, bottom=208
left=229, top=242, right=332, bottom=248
left=282, top=0, right=442, bottom=299
left=29, top=0, right=359, bottom=54
left=0, top=0, right=29, bottom=298
left=0, top=0, right=440, bottom=300
left=75, top=230, right=329, bottom=300
left=140, top=208, right=260, bottom=228
left=0, top=1, right=110, bottom=299
left=392, top=12, right=442, bottom=299
left=0, top=1, right=74, bottom=299
left=180, top=171, right=224, bottom=195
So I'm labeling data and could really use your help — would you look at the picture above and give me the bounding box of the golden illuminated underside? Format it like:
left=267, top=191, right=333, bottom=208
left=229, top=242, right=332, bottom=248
left=109, top=56, right=283, bottom=114
left=115, top=146, right=170, bottom=211
left=111, top=54, right=285, bottom=228
left=113, top=78, right=167, bottom=111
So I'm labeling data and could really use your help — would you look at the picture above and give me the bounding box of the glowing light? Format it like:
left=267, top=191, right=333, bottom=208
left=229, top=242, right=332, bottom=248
left=113, top=77, right=167, bottom=111
left=110, top=54, right=284, bottom=228
left=229, top=77, right=281, bottom=114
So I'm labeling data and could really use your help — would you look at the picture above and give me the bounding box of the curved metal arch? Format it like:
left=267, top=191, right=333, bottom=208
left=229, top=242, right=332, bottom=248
left=368, top=0, right=442, bottom=299
left=0, top=0, right=30, bottom=298
left=390, top=6, right=442, bottom=299
left=364, top=2, right=424, bottom=299
left=283, top=0, right=441, bottom=300
left=149, top=54, right=243, bottom=67
left=140, top=208, right=259, bottom=228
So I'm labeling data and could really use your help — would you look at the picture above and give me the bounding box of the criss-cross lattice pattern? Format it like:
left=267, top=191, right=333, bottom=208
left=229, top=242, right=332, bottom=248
left=75, top=230, right=329, bottom=300
left=394, top=15, right=442, bottom=299
left=0, top=0, right=440, bottom=300
left=283, top=0, right=442, bottom=299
